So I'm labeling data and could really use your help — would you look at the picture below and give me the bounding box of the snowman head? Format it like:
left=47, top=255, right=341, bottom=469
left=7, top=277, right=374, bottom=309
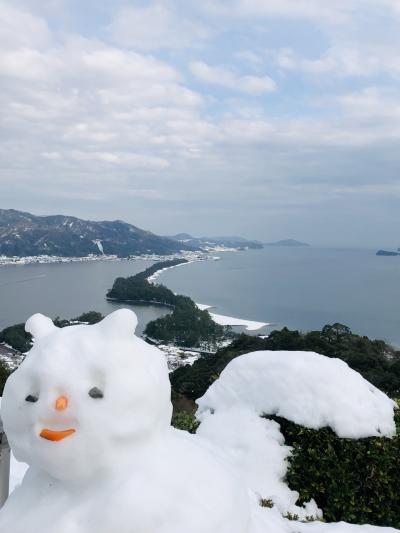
left=1, top=309, right=172, bottom=482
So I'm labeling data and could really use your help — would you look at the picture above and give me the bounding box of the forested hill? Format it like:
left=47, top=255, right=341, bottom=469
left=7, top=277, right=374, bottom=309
left=0, top=209, right=192, bottom=257
left=107, top=260, right=231, bottom=349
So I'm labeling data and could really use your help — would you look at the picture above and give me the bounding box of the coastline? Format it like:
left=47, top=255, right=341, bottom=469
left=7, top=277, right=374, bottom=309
left=0, top=249, right=223, bottom=267
left=147, top=260, right=270, bottom=333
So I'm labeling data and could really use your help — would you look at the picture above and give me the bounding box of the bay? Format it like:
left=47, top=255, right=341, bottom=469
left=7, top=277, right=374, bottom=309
left=157, top=247, right=400, bottom=348
left=0, top=247, right=399, bottom=347
left=0, top=260, right=170, bottom=335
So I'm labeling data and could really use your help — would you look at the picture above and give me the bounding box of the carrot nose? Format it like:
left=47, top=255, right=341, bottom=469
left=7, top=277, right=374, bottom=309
left=55, top=396, right=68, bottom=411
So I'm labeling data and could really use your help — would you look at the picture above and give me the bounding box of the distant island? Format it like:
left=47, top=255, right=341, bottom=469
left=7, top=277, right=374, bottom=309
left=264, top=239, right=310, bottom=247
left=376, top=249, right=399, bottom=256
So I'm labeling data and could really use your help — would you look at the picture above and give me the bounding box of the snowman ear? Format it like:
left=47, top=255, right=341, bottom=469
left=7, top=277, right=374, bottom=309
left=98, top=309, right=138, bottom=337
left=25, top=313, right=57, bottom=339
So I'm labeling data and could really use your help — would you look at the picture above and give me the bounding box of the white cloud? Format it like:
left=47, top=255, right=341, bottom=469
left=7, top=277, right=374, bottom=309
left=335, top=88, right=400, bottom=124
left=190, top=61, right=277, bottom=94
left=275, top=45, right=400, bottom=78
left=0, top=1, right=52, bottom=49
left=1, top=0, right=400, bottom=244
left=70, top=151, right=169, bottom=169
left=205, top=0, right=400, bottom=26
left=0, top=4, right=208, bottom=179
left=109, top=4, right=209, bottom=50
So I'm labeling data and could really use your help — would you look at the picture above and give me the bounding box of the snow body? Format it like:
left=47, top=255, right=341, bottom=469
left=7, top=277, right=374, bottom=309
left=0, top=310, right=251, bottom=533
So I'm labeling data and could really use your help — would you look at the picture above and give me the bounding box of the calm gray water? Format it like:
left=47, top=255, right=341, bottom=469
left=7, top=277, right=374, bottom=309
left=0, top=248, right=399, bottom=346
left=0, top=260, right=170, bottom=335
left=158, top=247, right=400, bottom=347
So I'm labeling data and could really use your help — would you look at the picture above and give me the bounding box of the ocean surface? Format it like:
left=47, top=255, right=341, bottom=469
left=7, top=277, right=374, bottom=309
left=157, top=247, right=400, bottom=347
left=0, top=247, right=399, bottom=346
left=0, top=259, right=170, bottom=335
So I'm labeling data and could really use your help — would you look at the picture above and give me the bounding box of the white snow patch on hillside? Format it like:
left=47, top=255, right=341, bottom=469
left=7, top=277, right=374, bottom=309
left=92, top=239, right=104, bottom=254
left=196, top=350, right=396, bottom=439
left=196, top=304, right=269, bottom=331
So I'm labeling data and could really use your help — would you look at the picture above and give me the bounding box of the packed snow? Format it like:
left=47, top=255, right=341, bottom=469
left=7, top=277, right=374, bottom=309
left=0, top=310, right=397, bottom=533
left=197, top=405, right=322, bottom=520
left=196, top=350, right=396, bottom=438
left=196, top=304, right=269, bottom=331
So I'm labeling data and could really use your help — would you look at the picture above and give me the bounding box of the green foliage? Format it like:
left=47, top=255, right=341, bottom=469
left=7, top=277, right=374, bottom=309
left=106, top=259, right=187, bottom=306
left=273, top=408, right=400, bottom=528
left=170, top=324, right=400, bottom=400
left=145, top=296, right=230, bottom=349
left=73, top=310, right=103, bottom=324
left=107, top=259, right=231, bottom=349
left=171, top=412, right=199, bottom=434
left=0, top=323, right=32, bottom=353
left=54, top=311, right=104, bottom=328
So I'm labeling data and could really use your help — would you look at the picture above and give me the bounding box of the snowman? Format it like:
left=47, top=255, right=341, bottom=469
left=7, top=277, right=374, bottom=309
left=0, top=310, right=257, bottom=533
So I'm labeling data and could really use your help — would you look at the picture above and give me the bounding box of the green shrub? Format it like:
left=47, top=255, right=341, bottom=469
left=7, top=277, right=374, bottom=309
left=171, top=412, right=199, bottom=434
left=0, top=323, right=32, bottom=353
left=274, top=407, right=400, bottom=528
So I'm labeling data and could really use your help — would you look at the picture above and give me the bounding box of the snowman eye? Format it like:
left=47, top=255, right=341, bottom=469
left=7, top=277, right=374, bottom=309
left=88, top=387, right=104, bottom=399
left=25, top=394, right=38, bottom=403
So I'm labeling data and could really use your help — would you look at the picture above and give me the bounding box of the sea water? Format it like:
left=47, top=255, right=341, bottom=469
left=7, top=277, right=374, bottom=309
left=0, top=247, right=399, bottom=346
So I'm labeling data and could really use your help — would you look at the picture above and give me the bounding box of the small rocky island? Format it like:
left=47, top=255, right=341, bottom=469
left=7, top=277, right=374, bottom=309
left=376, top=249, right=399, bottom=256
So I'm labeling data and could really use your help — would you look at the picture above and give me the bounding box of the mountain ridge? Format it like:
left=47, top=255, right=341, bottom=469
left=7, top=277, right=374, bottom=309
left=0, top=209, right=192, bottom=257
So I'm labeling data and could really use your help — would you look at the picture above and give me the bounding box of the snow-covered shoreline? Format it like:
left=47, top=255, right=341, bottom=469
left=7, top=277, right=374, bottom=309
left=0, top=254, right=121, bottom=266
left=147, top=260, right=269, bottom=333
left=0, top=250, right=212, bottom=267
left=146, top=259, right=198, bottom=284
left=196, top=304, right=269, bottom=331
left=0, top=247, right=240, bottom=267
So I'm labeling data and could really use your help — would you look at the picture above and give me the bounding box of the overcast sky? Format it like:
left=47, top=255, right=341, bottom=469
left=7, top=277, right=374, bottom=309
left=1, top=0, right=399, bottom=246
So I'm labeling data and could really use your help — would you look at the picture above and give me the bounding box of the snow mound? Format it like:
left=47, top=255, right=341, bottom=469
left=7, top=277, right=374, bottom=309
left=197, top=405, right=322, bottom=520
left=196, top=350, right=396, bottom=438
